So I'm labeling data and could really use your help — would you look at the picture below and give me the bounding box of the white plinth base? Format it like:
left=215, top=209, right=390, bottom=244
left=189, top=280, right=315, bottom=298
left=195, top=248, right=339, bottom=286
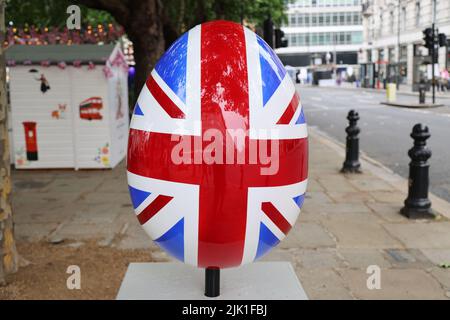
left=116, top=262, right=308, bottom=300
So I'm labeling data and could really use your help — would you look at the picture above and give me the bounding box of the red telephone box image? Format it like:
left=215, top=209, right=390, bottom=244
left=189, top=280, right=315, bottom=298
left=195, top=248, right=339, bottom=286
left=22, top=121, right=38, bottom=161
left=79, top=97, right=103, bottom=120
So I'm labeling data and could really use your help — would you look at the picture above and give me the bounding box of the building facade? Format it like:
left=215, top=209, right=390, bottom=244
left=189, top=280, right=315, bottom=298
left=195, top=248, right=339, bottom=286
left=276, top=0, right=364, bottom=67
left=361, top=0, right=450, bottom=88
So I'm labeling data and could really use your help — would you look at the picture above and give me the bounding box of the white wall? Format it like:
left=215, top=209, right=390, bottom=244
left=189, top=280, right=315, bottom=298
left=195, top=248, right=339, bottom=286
left=107, top=47, right=129, bottom=168
left=71, top=67, right=111, bottom=169
left=9, top=65, right=115, bottom=169
left=9, top=66, right=75, bottom=168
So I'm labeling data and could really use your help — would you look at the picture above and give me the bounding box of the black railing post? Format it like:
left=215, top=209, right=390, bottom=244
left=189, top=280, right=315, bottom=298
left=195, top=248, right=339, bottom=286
left=400, top=124, right=435, bottom=219
left=341, top=110, right=361, bottom=173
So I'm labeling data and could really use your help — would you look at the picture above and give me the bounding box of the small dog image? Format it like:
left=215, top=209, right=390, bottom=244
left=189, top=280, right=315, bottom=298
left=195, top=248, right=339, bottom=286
left=51, top=104, right=67, bottom=119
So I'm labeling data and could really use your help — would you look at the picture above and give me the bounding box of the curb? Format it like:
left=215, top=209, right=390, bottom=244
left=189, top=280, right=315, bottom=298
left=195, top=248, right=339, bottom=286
left=308, top=126, right=450, bottom=220
left=381, top=102, right=444, bottom=109
left=299, top=84, right=450, bottom=100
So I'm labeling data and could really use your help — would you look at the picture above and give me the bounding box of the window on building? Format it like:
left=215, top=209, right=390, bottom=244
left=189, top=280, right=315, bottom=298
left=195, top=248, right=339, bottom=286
left=319, top=33, right=324, bottom=44
left=333, top=13, right=338, bottom=25
left=402, top=7, right=406, bottom=30
left=292, top=34, right=298, bottom=46
left=400, top=45, right=407, bottom=61
left=415, top=2, right=420, bottom=26
left=353, top=12, right=359, bottom=25
left=298, top=34, right=304, bottom=45
left=325, top=13, right=331, bottom=25
left=290, top=14, right=296, bottom=26
left=352, top=31, right=363, bottom=44
left=298, top=14, right=304, bottom=26
left=390, top=11, right=394, bottom=32
left=379, top=13, right=383, bottom=36
left=346, top=12, right=353, bottom=24
left=312, top=13, right=317, bottom=26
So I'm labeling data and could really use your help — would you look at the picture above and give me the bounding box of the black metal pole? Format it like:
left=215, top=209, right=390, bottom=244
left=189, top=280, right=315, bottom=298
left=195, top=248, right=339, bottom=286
left=400, top=124, right=434, bottom=219
left=204, top=267, right=220, bottom=297
left=263, top=16, right=274, bottom=48
left=432, top=23, right=436, bottom=104
left=341, top=110, right=361, bottom=173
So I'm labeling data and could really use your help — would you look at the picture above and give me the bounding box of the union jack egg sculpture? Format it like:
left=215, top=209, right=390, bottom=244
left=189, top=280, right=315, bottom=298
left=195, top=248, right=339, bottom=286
left=127, top=20, right=308, bottom=269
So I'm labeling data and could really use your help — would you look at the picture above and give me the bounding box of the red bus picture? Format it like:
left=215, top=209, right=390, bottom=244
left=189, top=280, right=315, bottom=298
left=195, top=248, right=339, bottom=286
left=79, top=97, right=103, bottom=120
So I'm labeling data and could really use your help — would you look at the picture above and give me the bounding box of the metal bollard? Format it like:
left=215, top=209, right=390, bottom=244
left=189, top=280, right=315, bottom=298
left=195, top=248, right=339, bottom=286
left=418, top=81, right=426, bottom=104
left=341, top=110, right=361, bottom=173
left=419, top=87, right=426, bottom=104
left=400, top=124, right=435, bottom=219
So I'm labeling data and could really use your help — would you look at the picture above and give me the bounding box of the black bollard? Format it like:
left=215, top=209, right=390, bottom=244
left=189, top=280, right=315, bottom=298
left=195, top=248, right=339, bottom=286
left=341, top=110, right=361, bottom=173
left=204, top=267, right=220, bottom=297
left=400, top=124, right=435, bottom=219
left=418, top=81, right=426, bottom=104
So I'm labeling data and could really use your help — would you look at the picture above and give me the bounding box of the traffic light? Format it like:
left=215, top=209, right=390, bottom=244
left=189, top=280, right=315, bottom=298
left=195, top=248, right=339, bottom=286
left=263, top=17, right=274, bottom=48
left=423, top=28, right=434, bottom=50
left=274, top=28, right=288, bottom=48
left=438, top=33, right=447, bottom=47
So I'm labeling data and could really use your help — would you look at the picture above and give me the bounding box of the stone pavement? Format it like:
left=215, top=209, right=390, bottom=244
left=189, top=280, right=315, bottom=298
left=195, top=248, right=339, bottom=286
left=11, top=128, right=450, bottom=299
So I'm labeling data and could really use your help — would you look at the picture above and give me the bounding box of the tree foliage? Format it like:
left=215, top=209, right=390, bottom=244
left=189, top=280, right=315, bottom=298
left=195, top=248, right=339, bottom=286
left=166, top=0, right=286, bottom=37
left=5, top=0, right=115, bottom=27
left=6, top=0, right=285, bottom=36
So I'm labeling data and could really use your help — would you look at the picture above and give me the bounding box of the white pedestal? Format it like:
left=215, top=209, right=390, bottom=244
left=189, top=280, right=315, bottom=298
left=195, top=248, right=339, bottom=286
left=116, top=262, right=308, bottom=300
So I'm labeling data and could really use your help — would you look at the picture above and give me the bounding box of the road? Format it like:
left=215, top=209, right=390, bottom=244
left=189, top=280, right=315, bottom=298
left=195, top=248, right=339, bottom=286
left=298, top=85, right=450, bottom=202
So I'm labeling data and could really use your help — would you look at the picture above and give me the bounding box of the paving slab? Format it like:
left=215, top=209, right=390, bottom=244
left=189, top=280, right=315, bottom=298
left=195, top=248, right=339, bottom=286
left=383, top=249, right=434, bottom=269
left=322, top=213, right=403, bottom=249
left=420, top=249, right=450, bottom=266
left=348, top=178, right=396, bottom=192
left=338, top=268, right=447, bottom=300
left=384, top=222, right=450, bottom=249
left=338, top=248, right=392, bottom=269
left=429, top=268, right=450, bottom=290
left=296, top=268, right=353, bottom=300
left=295, top=248, right=345, bottom=269
left=326, top=191, right=376, bottom=203
left=280, top=222, right=335, bottom=249
left=366, top=202, right=407, bottom=223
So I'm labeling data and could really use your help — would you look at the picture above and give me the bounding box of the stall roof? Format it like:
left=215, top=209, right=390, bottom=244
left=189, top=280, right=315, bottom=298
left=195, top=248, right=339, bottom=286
left=5, top=44, right=116, bottom=64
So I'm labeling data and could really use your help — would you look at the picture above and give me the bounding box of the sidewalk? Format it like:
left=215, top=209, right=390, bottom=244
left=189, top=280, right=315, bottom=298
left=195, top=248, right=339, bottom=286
left=2, top=128, right=450, bottom=299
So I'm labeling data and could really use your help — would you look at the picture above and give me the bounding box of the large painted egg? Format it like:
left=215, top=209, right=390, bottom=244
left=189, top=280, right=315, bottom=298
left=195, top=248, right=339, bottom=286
left=127, top=20, right=308, bottom=269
